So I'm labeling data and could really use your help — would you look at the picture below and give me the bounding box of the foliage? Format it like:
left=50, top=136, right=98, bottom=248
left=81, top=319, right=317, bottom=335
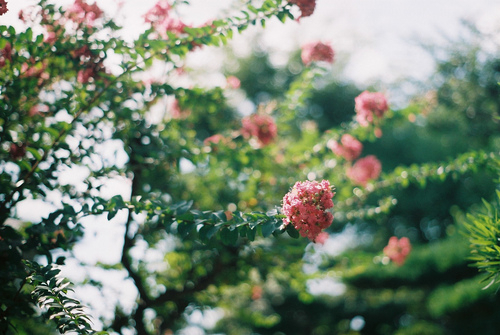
left=464, top=190, right=500, bottom=288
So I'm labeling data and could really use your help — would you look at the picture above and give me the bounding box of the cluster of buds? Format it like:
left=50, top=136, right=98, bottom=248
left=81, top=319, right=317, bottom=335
left=282, top=180, right=335, bottom=242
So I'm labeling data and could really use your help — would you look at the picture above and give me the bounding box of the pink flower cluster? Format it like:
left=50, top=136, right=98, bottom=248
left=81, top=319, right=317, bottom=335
left=288, top=0, right=316, bottom=18
left=241, top=114, right=277, bottom=147
left=355, top=91, right=389, bottom=127
left=331, top=134, right=363, bottom=161
left=346, top=155, right=381, bottom=186
left=66, top=0, right=103, bottom=27
left=0, top=0, right=8, bottom=16
left=282, top=180, right=335, bottom=242
left=301, top=41, right=334, bottom=66
left=383, top=236, right=411, bottom=266
left=144, top=0, right=187, bottom=39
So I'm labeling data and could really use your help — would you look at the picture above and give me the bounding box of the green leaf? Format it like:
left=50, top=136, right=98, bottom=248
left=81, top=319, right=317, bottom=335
left=286, top=224, right=300, bottom=239
left=261, top=220, right=276, bottom=237
left=246, top=226, right=257, bottom=241
left=177, top=222, right=195, bottom=238
left=220, top=227, right=239, bottom=246
left=199, top=224, right=220, bottom=241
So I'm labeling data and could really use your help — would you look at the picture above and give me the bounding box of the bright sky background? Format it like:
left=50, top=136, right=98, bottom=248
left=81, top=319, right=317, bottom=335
left=4, top=0, right=500, bottom=333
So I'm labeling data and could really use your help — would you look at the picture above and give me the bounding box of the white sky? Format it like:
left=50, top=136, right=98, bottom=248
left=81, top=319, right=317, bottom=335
left=4, top=0, right=500, bottom=87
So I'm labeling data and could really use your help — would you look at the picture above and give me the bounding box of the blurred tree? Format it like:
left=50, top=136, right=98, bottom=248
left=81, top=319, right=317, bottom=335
left=1, top=1, right=500, bottom=335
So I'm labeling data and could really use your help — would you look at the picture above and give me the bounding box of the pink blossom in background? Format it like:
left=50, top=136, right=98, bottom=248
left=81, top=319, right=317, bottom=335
left=288, top=0, right=316, bottom=18
left=251, top=286, right=263, bottom=300
left=331, top=134, right=363, bottom=161
left=226, top=76, right=241, bottom=89
left=29, top=104, right=49, bottom=117
left=282, top=180, right=335, bottom=242
left=44, top=31, right=57, bottom=44
left=0, top=0, right=7, bottom=16
left=143, top=0, right=171, bottom=23
left=77, top=67, right=95, bottom=83
left=301, top=41, right=334, bottom=66
left=169, top=99, right=190, bottom=119
left=156, top=16, right=186, bottom=39
left=144, top=0, right=187, bottom=39
left=203, top=134, right=224, bottom=146
left=20, top=60, right=48, bottom=79
left=355, top=91, right=389, bottom=127
left=67, top=0, right=103, bottom=27
left=383, top=236, right=412, bottom=266
left=9, top=143, right=26, bottom=160
left=346, top=155, right=382, bottom=186
left=241, top=114, right=277, bottom=147
left=71, top=45, right=92, bottom=60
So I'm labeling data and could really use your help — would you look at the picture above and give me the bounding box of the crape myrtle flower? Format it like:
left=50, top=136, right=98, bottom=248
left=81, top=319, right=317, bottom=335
left=301, top=41, right=334, bottom=66
left=0, top=0, right=8, bottom=16
left=282, top=180, right=335, bottom=243
left=144, top=0, right=187, bottom=39
left=66, top=0, right=103, bottom=27
left=241, top=114, right=277, bottom=147
left=355, top=91, right=389, bottom=127
left=383, top=236, right=412, bottom=266
left=288, top=0, right=316, bottom=18
left=346, top=155, right=382, bottom=186
left=330, top=134, right=363, bottom=161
